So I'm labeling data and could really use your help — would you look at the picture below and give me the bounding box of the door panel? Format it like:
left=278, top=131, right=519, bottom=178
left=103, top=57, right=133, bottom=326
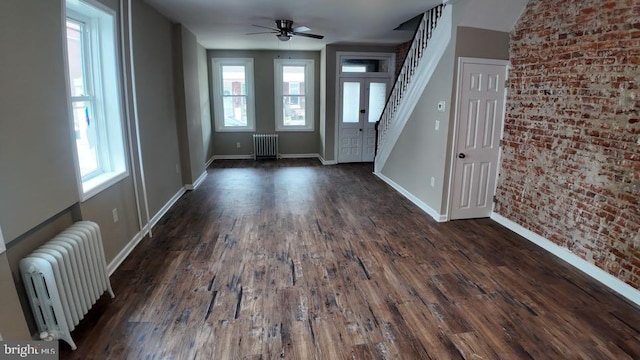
left=339, top=79, right=363, bottom=163
left=451, top=60, right=507, bottom=220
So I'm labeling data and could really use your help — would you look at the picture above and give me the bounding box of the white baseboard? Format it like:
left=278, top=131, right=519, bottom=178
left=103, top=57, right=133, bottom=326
left=107, top=229, right=145, bottom=276
left=185, top=171, right=207, bottom=191
left=279, top=153, right=320, bottom=159
left=205, top=156, right=215, bottom=168
left=107, top=186, right=186, bottom=275
left=375, top=171, right=447, bottom=222
left=319, top=156, right=337, bottom=165
left=212, top=155, right=254, bottom=160
left=150, top=187, right=186, bottom=228
left=491, top=212, right=640, bottom=306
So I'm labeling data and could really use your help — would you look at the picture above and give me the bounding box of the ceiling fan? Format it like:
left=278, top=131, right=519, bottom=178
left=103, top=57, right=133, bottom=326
left=247, top=20, right=324, bottom=42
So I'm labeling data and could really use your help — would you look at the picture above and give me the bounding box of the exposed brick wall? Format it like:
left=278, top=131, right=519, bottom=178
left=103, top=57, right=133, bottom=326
left=496, top=0, right=640, bottom=288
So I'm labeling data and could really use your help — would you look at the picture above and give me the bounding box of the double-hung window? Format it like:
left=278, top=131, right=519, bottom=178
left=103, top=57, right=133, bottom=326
left=65, top=0, right=127, bottom=200
left=212, top=58, right=256, bottom=132
left=274, top=59, right=314, bottom=131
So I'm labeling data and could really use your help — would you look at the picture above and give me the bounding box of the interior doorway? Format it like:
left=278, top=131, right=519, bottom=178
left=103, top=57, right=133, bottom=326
left=335, top=52, right=395, bottom=163
left=449, top=57, right=508, bottom=220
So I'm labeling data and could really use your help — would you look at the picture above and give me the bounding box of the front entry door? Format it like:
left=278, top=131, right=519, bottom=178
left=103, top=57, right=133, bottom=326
left=450, top=58, right=508, bottom=220
left=338, top=78, right=389, bottom=163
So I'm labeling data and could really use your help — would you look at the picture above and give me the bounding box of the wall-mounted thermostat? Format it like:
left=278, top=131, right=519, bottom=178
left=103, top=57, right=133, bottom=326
left=437, top=101, right=446, bottom=112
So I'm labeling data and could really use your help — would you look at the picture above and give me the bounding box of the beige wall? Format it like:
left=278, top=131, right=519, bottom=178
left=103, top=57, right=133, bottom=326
left=207, top=50, right=321, bottom=156
left=174, top=25, right=207, bottom=184
left=0, top=0, right=79, bottom=243
left=199, top=45, right=214, bottom=163
left=0, top=0, right=198, bottom=337
left=0, top=253, right=30, bottom=340
left=381, top=41, right=457, bottom=214
left=132, top=0, right=185, bottom=216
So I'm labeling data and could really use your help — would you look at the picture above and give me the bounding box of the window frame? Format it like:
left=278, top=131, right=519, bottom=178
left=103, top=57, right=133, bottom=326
left=211, top=58, right=256, bottom=132
left=274, top=59, right=315, bottom=132
left=64, top=0, right=128, bottom=201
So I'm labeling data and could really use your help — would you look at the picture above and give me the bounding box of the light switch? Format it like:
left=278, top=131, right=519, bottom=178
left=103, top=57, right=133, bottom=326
left=437, top=101, right=446, bottom=112
left=435, top=120, right=440, bottom=131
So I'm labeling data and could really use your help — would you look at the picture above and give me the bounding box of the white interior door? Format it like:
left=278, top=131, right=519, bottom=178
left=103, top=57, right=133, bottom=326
left=338, top=78, right=389, bottom=163
left=450, top=58, right=507, bottom=220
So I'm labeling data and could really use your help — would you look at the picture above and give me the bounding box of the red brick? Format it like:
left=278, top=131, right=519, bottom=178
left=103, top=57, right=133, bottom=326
left=497, top=0, right=640, bottom=291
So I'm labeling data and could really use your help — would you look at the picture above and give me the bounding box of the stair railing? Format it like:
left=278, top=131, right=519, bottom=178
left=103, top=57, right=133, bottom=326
left=375, top=4, right=445, bottom=154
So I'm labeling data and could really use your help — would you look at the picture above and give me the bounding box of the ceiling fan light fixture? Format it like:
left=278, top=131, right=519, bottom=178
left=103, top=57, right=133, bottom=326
left=277, top=33, right=291, bottom=41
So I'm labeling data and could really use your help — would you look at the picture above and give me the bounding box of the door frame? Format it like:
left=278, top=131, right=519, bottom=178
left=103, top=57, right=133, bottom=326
left=446, top=57, right=509, bottom=220
left=334, top=51, right=395, bottom=164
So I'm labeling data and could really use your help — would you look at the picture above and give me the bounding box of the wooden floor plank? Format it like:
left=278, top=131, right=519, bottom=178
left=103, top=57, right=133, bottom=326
left=60, top=159, right=640, bottom=359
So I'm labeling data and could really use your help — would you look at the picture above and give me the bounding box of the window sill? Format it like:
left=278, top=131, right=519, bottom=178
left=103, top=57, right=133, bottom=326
left=81, top=170, right=128, bottom=202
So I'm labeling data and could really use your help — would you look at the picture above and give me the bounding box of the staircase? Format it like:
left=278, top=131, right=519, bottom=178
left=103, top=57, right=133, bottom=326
left=375, top=4, right=452, bottom=172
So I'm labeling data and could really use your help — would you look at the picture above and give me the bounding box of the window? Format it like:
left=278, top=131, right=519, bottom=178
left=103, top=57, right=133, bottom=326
left=212, top=58, right=255, bottom=132
left=274, top=59, right=314, bottom=131
left=65, top=0, right=127, bottom=200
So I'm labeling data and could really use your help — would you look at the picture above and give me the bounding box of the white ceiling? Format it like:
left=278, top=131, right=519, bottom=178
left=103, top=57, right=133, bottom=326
left=144, top=0, right=443, bottom=50
left=143, top=0, right=530, bottom=51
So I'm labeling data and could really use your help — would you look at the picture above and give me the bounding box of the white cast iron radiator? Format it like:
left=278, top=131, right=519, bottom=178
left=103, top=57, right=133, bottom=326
left=19, top=221, right=115, bottom=350
left=253, top=133, right=279, bottom=160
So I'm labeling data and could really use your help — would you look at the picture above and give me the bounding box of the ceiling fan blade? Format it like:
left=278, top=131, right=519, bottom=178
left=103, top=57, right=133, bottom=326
left=246, top=31, right=278, bottom=35
left=252, top=24, right=279, bottom=31
left=292, top=32, right=324, bottom=39
left=292, top=25, right=311, bottom=32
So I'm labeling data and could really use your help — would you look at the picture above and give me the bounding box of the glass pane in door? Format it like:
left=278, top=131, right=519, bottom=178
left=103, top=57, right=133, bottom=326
left=342, top=81, right=360, bottom=123
left=368, top=82, right=387, bottom=123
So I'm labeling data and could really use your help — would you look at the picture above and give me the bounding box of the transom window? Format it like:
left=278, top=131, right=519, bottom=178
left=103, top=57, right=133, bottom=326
left=212, top=58, right=256, bottom=132
left=274, top=59, right=314, bottom=132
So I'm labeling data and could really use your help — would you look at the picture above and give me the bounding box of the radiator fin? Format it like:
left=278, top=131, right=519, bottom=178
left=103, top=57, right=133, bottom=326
left=20, top=221, right=114, bottom=350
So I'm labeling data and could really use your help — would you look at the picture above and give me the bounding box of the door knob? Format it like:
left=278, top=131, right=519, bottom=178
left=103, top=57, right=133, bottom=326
left=458, top=153, right=466, bottom=159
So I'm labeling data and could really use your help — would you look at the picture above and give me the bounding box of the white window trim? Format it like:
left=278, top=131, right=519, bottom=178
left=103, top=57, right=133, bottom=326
left=63, top=0, right=129, bottom=202
left=274, top=59, right=315, bottom=132
left=212, top=58, right=256, bottom=132
left=0, top=224, right=6, bottom=254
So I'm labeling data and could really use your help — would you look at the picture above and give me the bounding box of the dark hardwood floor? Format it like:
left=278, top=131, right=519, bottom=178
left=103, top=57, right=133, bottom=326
left=61, top=159, right=640, bottom=359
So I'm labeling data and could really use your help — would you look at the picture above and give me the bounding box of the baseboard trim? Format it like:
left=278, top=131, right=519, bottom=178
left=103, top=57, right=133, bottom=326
left=150, top=187, right=186, bottom=228
left=319, top=156, right=337, bottom=165
left=279, top=153, right=320, bottom=159
left=375, top=171, right=447, bottom=222
left=490, top=212, right=640, bottom=307
left=212, top=155, right=254, bottom=160
left=205, top=156, right=215, bottom=169
left=185, top=171, right=207, bottom=191
left=107, top=186, right=186, bottom=275
left=107, top=230, right=145, bottom=276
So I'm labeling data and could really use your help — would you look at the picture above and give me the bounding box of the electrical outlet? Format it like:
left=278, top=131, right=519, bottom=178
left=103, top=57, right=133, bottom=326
left=435, top=120, right=440, bottom=131
left=430, top=177, right=435, bottom=187
left=112, top=208, right=119, bottom=223
left=236, top=142, right=241, bottom=149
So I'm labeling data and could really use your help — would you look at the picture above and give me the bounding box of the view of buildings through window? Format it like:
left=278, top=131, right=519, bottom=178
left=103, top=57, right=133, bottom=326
left=281, top=65, right=306, bottom=126
left=221, top=65, right=248, bottom=127
left=66, top=19, right=100, bottom=179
